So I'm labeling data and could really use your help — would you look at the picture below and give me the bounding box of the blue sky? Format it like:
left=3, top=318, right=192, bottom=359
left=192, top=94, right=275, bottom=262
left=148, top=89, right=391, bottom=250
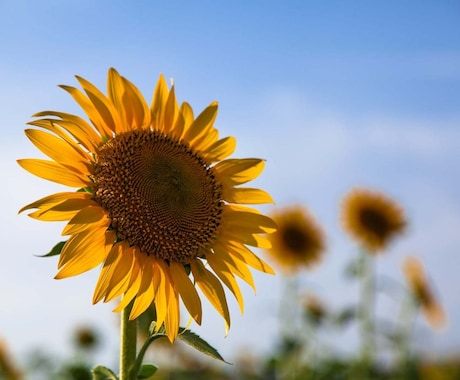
left=1, top=0, right=460, bottom=369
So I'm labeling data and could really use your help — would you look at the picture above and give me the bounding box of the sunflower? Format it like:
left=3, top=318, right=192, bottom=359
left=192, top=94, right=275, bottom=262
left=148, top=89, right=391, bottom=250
left=402, top=256, right=446, bottom=329
left=18, top=68, right=276, bottom=342
left=340, top=188, right=406, bottom=253
left=302, top=292, right=326, bottom=325
left=266, top=205, right=325, bottom=272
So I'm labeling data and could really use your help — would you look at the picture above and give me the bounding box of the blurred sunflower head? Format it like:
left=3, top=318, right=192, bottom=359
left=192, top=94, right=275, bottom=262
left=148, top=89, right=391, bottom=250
left=402, top=256, right=446, bottom=330
left=266, top=205, right=325, bottom=273
left=340, top=188, right=406, bottom=253
left=73, top=326, right=99, bottom=351
left=302, top=292, right=326, bottom=325
left=18, top=68, right=276, bottom=341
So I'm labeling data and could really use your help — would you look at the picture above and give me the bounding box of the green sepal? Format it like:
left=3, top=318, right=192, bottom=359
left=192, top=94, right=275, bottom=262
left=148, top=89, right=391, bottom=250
left=91, top=365, right=118, bottom=380
left=37, top=241, right=66, bottom=257
left=137, top=364, right=158, bottom=379
left=177, top=327, right=230, bottom=364
left=148, top=321, right=165, bottom=336
left=77, top=186, right=94, bottom=193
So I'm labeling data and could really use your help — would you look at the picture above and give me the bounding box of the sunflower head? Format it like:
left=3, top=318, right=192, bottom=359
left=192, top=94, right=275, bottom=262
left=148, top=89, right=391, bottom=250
left=73, top=326, right=99, bottom=351
left=266, top=205, right=325, bottom=273
left=402, top=256, right=446, bottom=330
left=302, top=292, right=326, bottom=325
left=18, top=68, right=276, bottom=341
left=340, top=188, right=406, bottom=253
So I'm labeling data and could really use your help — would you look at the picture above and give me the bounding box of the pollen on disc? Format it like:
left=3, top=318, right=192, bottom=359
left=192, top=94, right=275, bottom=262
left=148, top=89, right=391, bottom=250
left=93, top=130, right=223, bottom=263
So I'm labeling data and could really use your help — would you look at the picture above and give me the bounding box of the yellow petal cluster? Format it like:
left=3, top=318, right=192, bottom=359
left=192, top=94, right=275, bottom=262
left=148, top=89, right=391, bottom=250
left=19, top=68, right=275, bottom=341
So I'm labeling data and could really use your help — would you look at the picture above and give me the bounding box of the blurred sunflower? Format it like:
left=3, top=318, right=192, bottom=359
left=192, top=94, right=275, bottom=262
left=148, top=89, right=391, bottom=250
left=402, top=256, right=446, bottom=329
left=267, top=206, right=325, bottom=272
left=73, top=326, right=99, bottom=351
left=341, top=188, right=406, bottom=253
left=302, top=292, right=326, bottom=325
left=18, top=68, right=276, bottom=341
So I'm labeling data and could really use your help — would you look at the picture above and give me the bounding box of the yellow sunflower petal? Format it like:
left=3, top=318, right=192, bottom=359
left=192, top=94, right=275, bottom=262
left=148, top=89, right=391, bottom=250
left=193, top=128, right=219, bottom=153
left=107, top=68, right=130, bottom=133
left=183, top=102, right=218, bottom=143
left=57, top=226, right=111, bottom=268
left=29, top=197, right=96, bottom=222
left=151, top=74, right=169, bottom=128
left=169, top=261, right=202, bottom=325
left=206, top=252, right=245, bottom=314
left=17, top=159, right=91, bottom=188
left=76, top=75, right=121, bottom=134
left=30, top=118, right=97, bottom=154
left=154, top=262, right=181, bottom=342
left=130, top=256, right=155, bottom=319
left=202, top=136, right=236, bottom=162
left=165, top=283, right=180, bottom=342
left=171, top=111, right=185, bottom=140
left=113, top=258, right=142, bottom=313
left=62, top=205, right=109, bottom=235
left=222, top=206, right=277, bottom=234
left=226, top=241, right=275, bottom=275
left=93, top=241, right=130, bottom=303
left=103, top=245, right=137, bottom=302
left=55, top=227, right=112, bottom=278
left=28, top=209, right=75, bottom=221
left=224, top=187, right=274, bottom=205
left=163, top=86, right=178, bottom=135
left=32, top=111, right=101, bottom=150
left=25, top=123, right=91, bottom=165
left=219, top=227, right=272, bottom=249
left=191, top=260, right=230, bottom=333
left=59, top=85, right=113, bottom=138
left=122, top=76, right=151, bottom=130
left=19, top=192, right=92, bottom=214
left=212, top=242, right=255, bottom=290
left=179, top=102, right=194, bottom=130
left=153, top=259, right=170, bottom=330
left=214, top=158, right=265, bottom=186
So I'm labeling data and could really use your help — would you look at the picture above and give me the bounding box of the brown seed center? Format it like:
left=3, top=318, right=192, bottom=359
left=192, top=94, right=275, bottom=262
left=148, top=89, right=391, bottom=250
left=359, top=208, right=389, bottom=239
left=93, top=130, right=222, bottom=263
left=282, top=224, right=311, bottom=253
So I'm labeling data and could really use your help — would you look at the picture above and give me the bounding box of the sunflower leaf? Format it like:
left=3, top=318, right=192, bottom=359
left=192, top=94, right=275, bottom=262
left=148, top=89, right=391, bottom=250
left=37, top=241, right=66, bottom=257
left=91, top=365, right=118, bottom=380
left=138, top=364, right=158, bottom=379
left=178, top=327, right=230, bottom=364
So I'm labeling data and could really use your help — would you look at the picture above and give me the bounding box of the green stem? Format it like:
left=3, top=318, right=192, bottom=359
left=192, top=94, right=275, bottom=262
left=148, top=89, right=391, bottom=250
left=278, top=274, right=300, bottom=380
left=279, top=274, right=299, bottom=341
left=131, top=334, right=164, bottom=377
left=396, top=294, right=418, bottom=378
left=120, top=299, right=137, bottom=380
left=359, top=251, right=375, bottom=378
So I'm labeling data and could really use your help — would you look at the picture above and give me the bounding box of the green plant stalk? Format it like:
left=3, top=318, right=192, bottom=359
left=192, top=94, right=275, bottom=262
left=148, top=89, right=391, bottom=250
left=279, top=274, right=300, bottom=380
left=279, top=274, right=299, bottom=341
left=359, top=250, right=375, bottom=377
left=396, top=294, right=418, bottom=378
left=120, top=299, right=137, bottom=380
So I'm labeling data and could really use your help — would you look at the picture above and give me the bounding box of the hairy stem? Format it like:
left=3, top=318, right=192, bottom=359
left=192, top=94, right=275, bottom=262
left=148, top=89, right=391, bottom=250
left=120, top=299, right=137, bottom=380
